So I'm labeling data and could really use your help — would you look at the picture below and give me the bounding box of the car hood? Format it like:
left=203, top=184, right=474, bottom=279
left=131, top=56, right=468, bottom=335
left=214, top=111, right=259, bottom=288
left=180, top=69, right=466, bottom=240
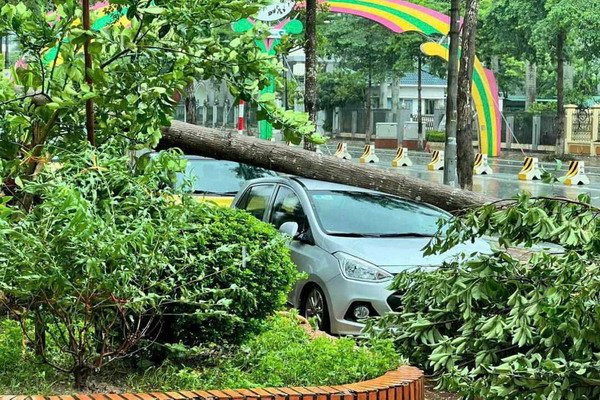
left=322, top=236, right=491, bottom=274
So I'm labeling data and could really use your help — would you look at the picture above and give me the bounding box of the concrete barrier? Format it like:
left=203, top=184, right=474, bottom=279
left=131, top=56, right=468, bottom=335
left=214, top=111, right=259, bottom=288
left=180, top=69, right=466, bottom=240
left=518, top=157, right=542, bottom=181
left=473, top=153, right=493, bottom=175
left=391, top=147, right=413, bottom=167
left=427, top=150, right=444, bottom=171
left=562, top=161, right=590, bottom=185
left=334, top=142, right=352, bottom=160
left=359, top=144, right=380, bottom=164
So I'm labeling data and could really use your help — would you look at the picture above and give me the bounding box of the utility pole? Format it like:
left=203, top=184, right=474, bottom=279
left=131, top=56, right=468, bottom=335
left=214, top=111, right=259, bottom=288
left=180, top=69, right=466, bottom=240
left=443, top=0, right=460, bottom=187
left=283, top=55, right=289, bottom=110
left=83, top=0, right=95, bottom=146
left=417, top=54, right=424, bottom=150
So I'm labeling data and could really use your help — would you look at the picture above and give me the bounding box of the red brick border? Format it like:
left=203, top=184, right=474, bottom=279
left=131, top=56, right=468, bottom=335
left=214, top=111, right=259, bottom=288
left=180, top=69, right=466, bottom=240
left=1, top=367, right=424, bottom=400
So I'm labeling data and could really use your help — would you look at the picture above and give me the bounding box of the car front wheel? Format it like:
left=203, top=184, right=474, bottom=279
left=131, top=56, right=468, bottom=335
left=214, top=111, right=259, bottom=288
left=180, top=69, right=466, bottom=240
left=302, top=285, right=330, bottom=333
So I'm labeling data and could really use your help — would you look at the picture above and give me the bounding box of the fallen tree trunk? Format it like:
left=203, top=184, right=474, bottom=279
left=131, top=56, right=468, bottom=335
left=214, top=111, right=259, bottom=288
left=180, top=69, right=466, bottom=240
left=161, top=121, right=497, bottom=213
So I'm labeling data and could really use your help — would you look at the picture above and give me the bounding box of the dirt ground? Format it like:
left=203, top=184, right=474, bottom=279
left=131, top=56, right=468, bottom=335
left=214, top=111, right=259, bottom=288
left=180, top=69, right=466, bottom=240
left=425, top=381, right=461, bottom=400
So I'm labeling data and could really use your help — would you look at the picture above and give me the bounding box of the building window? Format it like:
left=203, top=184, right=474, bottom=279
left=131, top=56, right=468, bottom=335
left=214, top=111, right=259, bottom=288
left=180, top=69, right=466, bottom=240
left=425, top=99, right=436, bottom=115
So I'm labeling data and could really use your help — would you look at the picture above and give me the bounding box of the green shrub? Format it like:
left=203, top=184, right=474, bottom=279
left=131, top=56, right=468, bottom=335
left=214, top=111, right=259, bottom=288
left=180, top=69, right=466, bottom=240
left=159, top=208, right=301, bottom=347
left=131, top=312, right=403, bottom=391
left=369, top=194, right=600, bottom=400
left=0, top=148, right=297, bottom=388
left=426, top=130, right=446, bottom=143
left=0, top=319, right=65, bottom=393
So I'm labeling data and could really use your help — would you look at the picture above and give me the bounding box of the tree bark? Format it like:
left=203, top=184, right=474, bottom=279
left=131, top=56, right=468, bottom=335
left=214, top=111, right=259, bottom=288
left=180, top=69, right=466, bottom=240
left=391, top=75, right=401, bottom=144
left=417, top=55, right=424, bottom=150
left=34, top=312, right=46, bottom=357
left=303, top=0, right=318, bottom=151
left=4, top=35, right=9, bottom=69
left=456, top=0, right=479, bottom=190
left=73, top=366, right=91, bottom=390
left=160, top=121, right=495, bottom=213
left=525, top=61, right=537, bottom=110
left=443, top=0, right=460, bottom=187
left=555, top=30, right=566, bottom=157
left=184, top=81, right=197, bottom=125
left=365, top=68, right=373, bottom=144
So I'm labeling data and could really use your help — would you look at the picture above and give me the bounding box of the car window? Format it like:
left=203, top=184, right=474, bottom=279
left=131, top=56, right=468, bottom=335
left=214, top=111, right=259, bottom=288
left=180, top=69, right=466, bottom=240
left=238, top=185, right=276, bottom=220
left=270, top=186, right=309, bottom=231
left=177, top=159, right=275, bottom=195
left=309, top=190, right=448, bottom=237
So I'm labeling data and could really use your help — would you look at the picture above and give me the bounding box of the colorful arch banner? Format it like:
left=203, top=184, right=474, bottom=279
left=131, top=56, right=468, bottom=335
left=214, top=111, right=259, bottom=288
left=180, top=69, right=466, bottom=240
left=420, top=42, right=501, bottom=158
left=320, top=0, right=501, bottom=156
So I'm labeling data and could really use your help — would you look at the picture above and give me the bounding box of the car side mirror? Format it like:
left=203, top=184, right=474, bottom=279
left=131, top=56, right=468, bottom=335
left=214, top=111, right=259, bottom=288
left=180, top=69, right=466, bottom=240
left=279, top=222, right=299, bottom=238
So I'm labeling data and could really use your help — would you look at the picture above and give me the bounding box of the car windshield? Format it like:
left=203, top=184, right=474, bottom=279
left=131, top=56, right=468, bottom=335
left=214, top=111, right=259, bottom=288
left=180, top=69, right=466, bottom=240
left=309, top=190, right=448, bottom=237
left=177, top=159, right=275, bottom=195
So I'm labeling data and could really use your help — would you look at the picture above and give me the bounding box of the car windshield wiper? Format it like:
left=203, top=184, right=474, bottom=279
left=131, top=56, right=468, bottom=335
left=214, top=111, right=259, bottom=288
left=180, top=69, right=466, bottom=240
left=376, top=233, right=434, bottom=238
left=328, top=232, right=434, bottom=238
left=327, top=233, right=377, bottom=238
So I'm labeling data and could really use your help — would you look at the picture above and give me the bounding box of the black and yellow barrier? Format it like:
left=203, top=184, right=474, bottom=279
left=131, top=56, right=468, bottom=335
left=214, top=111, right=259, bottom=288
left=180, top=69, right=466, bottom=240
left=427, top=150, right=444, bottom=171
left=473, top=153, right=493, bottom=175
left=359, top=144, right=380, bottom=164
left=561, top=161, right=590, bottom=185
left=391, top=147, right=413, bottom=167
left=518, top=157, right=542, bottom=181
left=334, top=143, right=352, bottom=160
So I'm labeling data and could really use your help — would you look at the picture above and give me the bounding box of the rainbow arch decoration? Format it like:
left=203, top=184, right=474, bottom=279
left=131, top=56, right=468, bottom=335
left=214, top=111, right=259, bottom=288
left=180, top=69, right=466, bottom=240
left=319, top=0, right=501, bottom=156
left=420, top=42, right=501, bottom=158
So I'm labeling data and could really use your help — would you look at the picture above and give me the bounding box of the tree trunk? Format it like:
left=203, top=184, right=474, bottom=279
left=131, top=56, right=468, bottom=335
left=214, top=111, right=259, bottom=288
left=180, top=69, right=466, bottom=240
left=443, top=0, right=460, bottom=187
left=391, top=76, right=401, bottom=144
left=160, top=121, right=495, bottom=213
left=525, top=61, right=537, bottom=110
left=4, top=35, right=9, bottom=69
left=303, top=0, right=318, bottom=151
left=73, top=365, right=91, bottom=390
left=456, top=0, right=479, bottom=190
left=490, top=56, right=499, bottom=74
left=184, top=81, right=197, bottom=125
left=417, top=55, right=424, bottom=150
left=555, top=30, right=566, bottom=157
left=34, top=313, right=46, bottom=357
left=365, top=69, right=373, bottom=144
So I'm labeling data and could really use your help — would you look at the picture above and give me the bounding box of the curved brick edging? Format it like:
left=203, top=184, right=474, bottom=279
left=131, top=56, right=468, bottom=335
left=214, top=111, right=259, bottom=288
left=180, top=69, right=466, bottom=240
left=1, top=366, right=424, bottom=400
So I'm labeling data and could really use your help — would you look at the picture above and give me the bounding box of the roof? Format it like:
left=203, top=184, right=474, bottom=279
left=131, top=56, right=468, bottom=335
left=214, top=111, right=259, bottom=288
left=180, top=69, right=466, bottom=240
left=399, top=71, right=446, bottom=86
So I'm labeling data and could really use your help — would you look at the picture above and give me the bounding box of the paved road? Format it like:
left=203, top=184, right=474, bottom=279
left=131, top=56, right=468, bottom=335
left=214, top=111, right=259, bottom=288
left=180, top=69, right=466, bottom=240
left=323, top=144, right=600, bottom=207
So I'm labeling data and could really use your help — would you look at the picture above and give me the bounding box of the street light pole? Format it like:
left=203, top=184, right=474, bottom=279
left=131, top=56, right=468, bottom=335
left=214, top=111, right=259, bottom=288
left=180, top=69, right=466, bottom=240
left=417, top=54, right=424, bottom=150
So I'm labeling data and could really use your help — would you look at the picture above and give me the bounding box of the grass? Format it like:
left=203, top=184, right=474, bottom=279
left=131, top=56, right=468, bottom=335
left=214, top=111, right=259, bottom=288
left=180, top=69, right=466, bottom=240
left=0, top=313, right=403, bottom=395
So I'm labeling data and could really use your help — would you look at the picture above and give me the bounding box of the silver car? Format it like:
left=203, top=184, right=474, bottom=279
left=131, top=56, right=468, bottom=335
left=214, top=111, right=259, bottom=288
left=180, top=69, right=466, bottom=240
left=232, top=177, right=490, bottom=335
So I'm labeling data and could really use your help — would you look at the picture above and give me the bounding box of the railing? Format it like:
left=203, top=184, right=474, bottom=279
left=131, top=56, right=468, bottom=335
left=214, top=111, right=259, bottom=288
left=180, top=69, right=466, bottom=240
left=564, top=105, right=600, bottom=155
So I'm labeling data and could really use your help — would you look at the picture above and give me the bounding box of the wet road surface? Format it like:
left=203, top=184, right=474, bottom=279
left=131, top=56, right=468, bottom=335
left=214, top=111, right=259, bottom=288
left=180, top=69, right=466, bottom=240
left=323, top=144, right=600, bottom=207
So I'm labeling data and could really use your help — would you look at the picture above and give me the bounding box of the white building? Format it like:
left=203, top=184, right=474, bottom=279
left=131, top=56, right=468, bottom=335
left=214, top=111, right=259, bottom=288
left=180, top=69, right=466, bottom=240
left=378, top=70, right=446, bottom=115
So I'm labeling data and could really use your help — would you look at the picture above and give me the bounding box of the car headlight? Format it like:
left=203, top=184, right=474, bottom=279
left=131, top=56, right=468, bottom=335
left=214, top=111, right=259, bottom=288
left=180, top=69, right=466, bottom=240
left=334, top=252, right=393, bottom=282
